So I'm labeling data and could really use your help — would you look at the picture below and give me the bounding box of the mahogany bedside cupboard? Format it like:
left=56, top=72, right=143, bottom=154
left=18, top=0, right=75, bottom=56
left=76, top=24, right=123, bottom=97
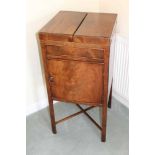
left=38, top=11, right=117, bottom=142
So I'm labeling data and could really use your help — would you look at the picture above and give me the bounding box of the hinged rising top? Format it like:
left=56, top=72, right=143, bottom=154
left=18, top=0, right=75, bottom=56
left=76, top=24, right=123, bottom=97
left=39, top=11, right=117, bottom=43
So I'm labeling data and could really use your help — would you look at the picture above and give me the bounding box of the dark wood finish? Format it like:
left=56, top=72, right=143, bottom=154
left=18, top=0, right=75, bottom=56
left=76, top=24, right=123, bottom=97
left=56, top=106, right=95, bottom=124
left=38, top=11, right=117, bottom=142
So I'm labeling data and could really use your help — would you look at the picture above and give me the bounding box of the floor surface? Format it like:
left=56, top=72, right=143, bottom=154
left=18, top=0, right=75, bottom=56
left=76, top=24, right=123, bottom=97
left=26, top=98, right=129, bottom=155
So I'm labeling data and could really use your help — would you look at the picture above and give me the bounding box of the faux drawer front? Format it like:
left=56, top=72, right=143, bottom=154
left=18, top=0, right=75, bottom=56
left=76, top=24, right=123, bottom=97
left=46, top=44, right=104, bottom=62
left=47, top=59, right=103, bottom=106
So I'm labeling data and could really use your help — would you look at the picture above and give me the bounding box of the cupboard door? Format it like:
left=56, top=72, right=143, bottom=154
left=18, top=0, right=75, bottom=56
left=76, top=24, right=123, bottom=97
left=47, top=59, right=103, bottom=106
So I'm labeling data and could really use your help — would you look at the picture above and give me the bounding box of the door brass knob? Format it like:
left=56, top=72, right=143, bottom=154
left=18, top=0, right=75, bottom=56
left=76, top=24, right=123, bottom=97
left=49, top=76, right=54, bottom=82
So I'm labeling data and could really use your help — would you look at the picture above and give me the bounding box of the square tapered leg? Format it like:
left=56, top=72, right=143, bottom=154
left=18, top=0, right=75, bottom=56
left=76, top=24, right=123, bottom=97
left=49, top=100, right=57, bottom=134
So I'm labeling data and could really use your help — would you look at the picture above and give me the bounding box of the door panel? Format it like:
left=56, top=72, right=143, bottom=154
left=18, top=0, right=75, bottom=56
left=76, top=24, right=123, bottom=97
left=47, top=59, right=103, bottom=106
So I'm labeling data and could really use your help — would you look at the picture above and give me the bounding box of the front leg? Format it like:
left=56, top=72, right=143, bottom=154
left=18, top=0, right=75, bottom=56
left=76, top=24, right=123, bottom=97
left=49, top=99, right=57, bottom=134
left=101, top=46, right=110, bottom=142
left=101, top=95, right=108, bottom=142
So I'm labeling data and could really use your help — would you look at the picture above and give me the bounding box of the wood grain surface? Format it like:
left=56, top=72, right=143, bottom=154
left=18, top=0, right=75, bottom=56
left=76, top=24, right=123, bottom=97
left=47, top=59, right=103, bottom=106
left=39, top=11, right=87, bottom=41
